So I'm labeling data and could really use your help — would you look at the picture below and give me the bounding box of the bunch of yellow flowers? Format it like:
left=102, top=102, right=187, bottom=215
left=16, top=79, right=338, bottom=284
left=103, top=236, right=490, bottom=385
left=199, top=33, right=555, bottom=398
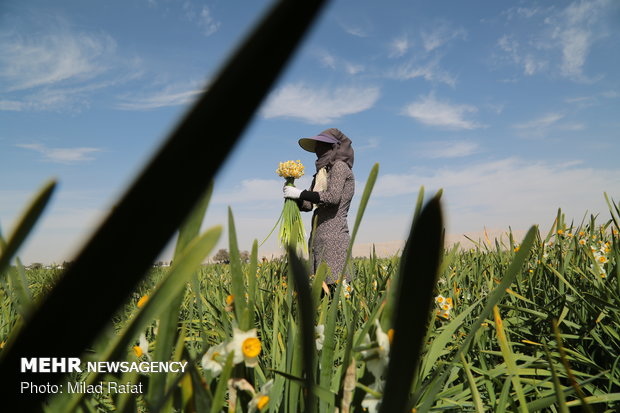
left=274, top=160, right=307, bottom=255
left=276, top=160, right=304, bottom=180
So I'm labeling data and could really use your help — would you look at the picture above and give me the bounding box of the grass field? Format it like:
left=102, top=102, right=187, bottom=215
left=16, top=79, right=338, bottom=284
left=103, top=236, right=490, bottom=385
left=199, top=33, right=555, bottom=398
left=1, top=175, right=619, bottom=412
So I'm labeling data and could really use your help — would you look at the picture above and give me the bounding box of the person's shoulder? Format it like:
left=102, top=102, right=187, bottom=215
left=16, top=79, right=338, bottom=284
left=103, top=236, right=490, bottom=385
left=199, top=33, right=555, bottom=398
left=332, top=160, right=352, bottom=172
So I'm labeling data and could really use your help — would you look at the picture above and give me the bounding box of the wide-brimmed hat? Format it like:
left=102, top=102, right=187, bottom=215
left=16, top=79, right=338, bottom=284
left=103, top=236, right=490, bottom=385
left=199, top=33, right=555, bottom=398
left=298, top=133, right=339, bottom=152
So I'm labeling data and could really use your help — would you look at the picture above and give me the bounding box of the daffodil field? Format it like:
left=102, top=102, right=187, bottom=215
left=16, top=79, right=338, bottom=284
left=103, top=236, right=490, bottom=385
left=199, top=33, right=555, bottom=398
left=1, top=168, right=620, bottom=412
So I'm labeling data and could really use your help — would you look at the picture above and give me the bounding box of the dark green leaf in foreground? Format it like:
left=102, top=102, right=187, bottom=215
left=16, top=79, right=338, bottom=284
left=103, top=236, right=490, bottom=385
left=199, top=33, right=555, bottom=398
left=379, top=195, right=443, bottom=413
left=288, top=247, right=316, bottom=413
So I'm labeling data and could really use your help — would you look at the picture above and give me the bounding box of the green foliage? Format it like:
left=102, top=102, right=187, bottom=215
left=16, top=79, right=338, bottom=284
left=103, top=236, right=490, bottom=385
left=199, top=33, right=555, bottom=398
left=1, top=177, right=620, bottom=412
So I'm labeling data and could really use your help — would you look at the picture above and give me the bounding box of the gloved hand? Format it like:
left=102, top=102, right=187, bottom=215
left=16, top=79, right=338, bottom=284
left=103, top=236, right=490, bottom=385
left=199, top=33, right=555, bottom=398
left=283, top=186, right=302, bottom=199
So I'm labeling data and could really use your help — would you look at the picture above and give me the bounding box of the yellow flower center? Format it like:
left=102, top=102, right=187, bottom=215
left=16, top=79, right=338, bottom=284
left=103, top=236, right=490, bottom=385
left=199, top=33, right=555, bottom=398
left=137, top=295, right=149, bottom=308
left=226, top=295, right=234, bottom=305
left=257, top=395, right=269, bottom=410
left=446, top=297, right=453, bottom=305
left=133, top=345, right=143, bottom=358
left=242, top=337, right=261, bottom=358
left=387, top=329, right=394, bottom=345
left=211, top=351, right=220, bottom=361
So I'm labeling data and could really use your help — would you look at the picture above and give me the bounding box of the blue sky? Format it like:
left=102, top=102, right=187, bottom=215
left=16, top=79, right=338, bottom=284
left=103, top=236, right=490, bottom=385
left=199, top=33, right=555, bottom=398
left=1, top=0, right=619, bottom=264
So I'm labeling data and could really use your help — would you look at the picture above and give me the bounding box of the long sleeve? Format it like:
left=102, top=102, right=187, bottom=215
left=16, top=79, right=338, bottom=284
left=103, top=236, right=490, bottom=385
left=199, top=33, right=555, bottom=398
left=297, top=176, right=316, bottom=212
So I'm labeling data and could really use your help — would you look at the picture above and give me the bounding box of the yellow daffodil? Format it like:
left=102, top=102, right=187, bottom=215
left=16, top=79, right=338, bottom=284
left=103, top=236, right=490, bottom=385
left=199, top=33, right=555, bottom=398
left=276, top=160, right=304, bottom=179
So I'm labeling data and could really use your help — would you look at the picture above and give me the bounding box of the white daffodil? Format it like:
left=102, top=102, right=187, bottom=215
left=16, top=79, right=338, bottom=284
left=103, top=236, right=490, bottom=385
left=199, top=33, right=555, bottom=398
left=364, top=321, right=391, bottom=381
left=361, top=395, right=381, bottom=413
left=343, top=280, right=353, bottom=299
left=248, top=380, right=273, bottom=413
left=315, top=324, right=325, bottom=351
left=596, top=254, right=609, bottom=264
left=133, top=333, right=150, bottom=360
left=201, top=342, right=227, bottom=377
left=361, top=380, right=383, bottom=413
left=227, top=328, right=261, bottom=367
left=435, top=295, right=445, bottom=305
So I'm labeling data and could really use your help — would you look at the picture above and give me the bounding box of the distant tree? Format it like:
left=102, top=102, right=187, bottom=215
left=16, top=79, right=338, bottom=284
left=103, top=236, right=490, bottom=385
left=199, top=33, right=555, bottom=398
left=213, top=249, right=230, bottom=264
left=29, top=263, right=43, bottom=270
left=240, top=250, right=250, bottom=263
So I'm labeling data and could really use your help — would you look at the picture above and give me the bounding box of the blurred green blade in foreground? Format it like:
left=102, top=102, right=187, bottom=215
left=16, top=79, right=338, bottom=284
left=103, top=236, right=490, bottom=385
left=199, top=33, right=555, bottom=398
left=0, top=0, right=328, bottom=410
left=379, top=195, right=443, bottom=413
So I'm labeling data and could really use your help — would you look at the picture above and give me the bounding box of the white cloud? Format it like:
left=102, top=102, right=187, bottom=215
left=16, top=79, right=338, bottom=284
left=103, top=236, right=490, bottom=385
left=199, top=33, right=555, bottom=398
left=345, top=63, right=364, bottom=75
left=212, top=179, right=285, bottom=205
left=261, top=83, right=380, bottom=124
left=389, top=35, right=411, bottom=58
left=420, top=22, right=467, bottom=52
left=16, top=143, right=102, bottom=163
left=513, top=112, right=564, bottom=129
left=513, top=112, right=589, bottom=138
left=182, top=2, right=221, bottom=36
left=339, top=21, right=369, bottom=38
left=115, top=81, right=205, bottom=110
left=314, top=49, right=364, bottom=75
left=366, top=158, right=620, bottom=233
left=198, top=6, right=221, bottom=36
left=391, top=59, right=457, bottom=86
left=0, top=14, right=144, bottom=112
left=357, top=138, right=380, bottom=151
left=0, top=23, right=116, bottom=91
left=498, top=0, right=614, bottom=80
left=317, top=50, right=337, bottom=69
left=496, top=35, right=547, bottom=76
left=421, top=140, right=480, bottom=159
left=402, top=93, right=481, bottom=130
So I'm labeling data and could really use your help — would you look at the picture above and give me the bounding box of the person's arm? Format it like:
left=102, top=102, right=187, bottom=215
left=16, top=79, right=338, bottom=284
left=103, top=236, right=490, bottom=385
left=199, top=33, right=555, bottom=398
left=296, top=176, right=316, bottom=211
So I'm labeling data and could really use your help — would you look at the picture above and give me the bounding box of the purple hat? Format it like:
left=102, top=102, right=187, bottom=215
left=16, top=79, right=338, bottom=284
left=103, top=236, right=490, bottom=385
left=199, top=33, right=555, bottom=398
left=298, top=133, right=339, bottom=152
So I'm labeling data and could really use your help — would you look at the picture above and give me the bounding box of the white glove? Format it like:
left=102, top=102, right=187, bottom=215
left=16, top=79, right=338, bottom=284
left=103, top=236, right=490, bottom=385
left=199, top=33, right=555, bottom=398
left=283, top=186, right=302, bottom=199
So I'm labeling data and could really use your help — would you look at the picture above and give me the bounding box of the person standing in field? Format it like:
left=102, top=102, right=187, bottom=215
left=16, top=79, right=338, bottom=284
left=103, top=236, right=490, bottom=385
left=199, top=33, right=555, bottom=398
left=283, top=128, right=355, bottom=293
